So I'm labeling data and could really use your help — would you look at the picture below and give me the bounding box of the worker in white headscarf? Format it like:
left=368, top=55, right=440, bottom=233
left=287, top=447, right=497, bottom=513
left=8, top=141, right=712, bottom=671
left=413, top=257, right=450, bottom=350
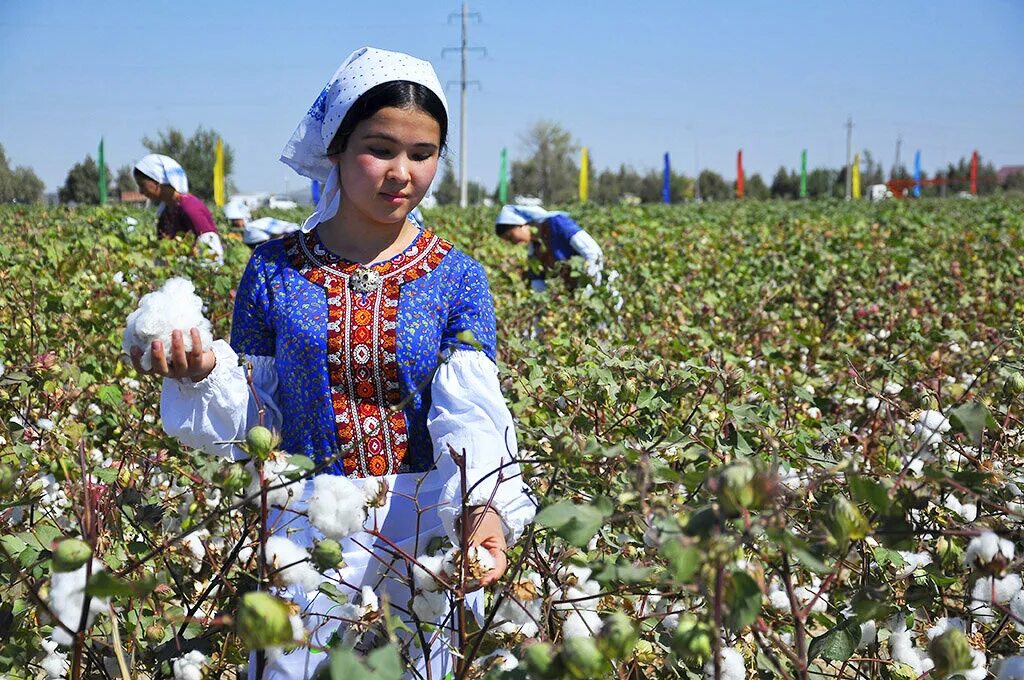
left=495, top=204, right=605, bottom=291
left=133, top=154, right=224, bottom=265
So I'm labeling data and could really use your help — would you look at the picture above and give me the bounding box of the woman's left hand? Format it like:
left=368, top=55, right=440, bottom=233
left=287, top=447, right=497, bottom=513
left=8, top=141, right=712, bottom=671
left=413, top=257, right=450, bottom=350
left=462, top=506, right=508, bottom=590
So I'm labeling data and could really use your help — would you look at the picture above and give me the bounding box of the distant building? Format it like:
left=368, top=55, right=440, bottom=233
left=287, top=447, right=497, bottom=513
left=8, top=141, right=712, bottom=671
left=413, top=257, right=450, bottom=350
left=997, top=166, right=1024, bottom=185
left=118, top=190, right=148, bottom=206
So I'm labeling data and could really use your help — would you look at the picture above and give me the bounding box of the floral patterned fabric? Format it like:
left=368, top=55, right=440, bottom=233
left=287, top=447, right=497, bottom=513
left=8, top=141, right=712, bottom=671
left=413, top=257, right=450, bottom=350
left=231, top=227, right=497, bottom=476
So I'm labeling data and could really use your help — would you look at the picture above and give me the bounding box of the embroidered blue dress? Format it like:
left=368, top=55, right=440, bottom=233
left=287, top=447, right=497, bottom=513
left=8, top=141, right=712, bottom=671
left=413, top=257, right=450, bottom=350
left=231, top=228, right=495, bottom=477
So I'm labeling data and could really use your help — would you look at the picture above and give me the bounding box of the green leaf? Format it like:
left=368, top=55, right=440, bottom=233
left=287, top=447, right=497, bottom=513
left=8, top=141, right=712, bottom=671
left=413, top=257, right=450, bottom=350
left=848, top=475, right=891, bottom=514
left=724, top=571, right=762, bottom=631
left=535, top=500, right=609, bottom=548
left=662, top=540, right=699, bottom=582
left=593, top=559, right=654, bottom=584
left=329, top=646, right=370, bottom=680
left=949, top=402, right=999, bottom=445
left=285, top=454, right=316, bottom=473
left=366, top=646, right=403, bottom=680
left=318, top=582, right=349, bottom=603
left=97, top=385, right=123, bottom=408
left=808, top=617, right=861, bottom=662
left=85, top=571, right=156, bottom=600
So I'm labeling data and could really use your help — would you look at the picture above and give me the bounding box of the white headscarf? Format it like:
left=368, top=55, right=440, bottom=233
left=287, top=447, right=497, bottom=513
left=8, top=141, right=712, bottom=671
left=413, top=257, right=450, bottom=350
left=280, top=47, right=448, bottom=232
left=495, top=204, right=568, bottom=227
left=133, top=154, right=189, bottom=194
left=223, top=199, right=251, bottom=222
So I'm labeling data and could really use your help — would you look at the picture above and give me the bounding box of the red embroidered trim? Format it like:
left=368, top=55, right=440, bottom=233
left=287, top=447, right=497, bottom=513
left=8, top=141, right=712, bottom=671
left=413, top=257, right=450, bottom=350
left=286, top=229, right=453, bottom=477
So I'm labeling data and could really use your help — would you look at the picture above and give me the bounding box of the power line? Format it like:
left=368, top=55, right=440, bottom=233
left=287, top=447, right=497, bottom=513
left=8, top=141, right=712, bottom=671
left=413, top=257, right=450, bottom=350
left=443, top=1, right=485, bottom=208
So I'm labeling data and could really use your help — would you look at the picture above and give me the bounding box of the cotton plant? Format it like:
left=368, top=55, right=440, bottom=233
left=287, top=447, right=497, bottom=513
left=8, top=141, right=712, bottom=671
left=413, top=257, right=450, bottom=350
left=121, top=277, right=213, bottom=371
left=914, top=409, right=951, bottom=447
left=965, top=531, right=1015, bottom=570
left=264, top=536, right=323, bottom=593
left=702, top=646, right=745, bottom=680
left=39, top=638, right=69, bottom=679
left=248, top=453, right=307, bottom=511
left=306, top=474, right=370, bottom=539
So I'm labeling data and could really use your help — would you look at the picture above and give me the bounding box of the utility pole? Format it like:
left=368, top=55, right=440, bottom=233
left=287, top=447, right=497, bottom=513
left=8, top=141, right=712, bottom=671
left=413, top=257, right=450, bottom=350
left=844, top=116, right=853, bottom=200
left=444, top=2, right=484, bottom=208
left=893, top=135, right=903, bottom=180
left=694, top=145, right=702, bottom=202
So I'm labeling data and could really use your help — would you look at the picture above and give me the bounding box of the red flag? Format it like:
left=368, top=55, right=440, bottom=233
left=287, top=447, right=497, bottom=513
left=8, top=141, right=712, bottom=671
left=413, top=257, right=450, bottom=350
left=736, top=149, right=745, bottom=199
left=970, top=150, right=979, bottom=195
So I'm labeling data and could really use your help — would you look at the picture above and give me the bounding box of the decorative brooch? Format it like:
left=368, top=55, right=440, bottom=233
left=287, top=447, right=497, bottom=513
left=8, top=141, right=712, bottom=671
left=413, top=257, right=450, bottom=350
left=349, top=267, right=382, bottom=294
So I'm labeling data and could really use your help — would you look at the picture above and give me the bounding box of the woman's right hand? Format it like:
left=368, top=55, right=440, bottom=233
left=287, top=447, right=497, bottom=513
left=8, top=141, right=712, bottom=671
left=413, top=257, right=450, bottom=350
left=129, top=328, right=217, bottom=382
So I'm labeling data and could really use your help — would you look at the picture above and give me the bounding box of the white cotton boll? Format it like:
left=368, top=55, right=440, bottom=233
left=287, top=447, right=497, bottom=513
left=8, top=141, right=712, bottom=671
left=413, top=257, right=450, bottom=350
left=49, top=560, right=109, bottom=646
left=412, top=553, right=447, bottom=592
left=884, top=381, right=904, bottom=395
left=477, top=648, right=519, bottom=672
left=122, top=277, right=213, bottom=371
left=966, top=531, right=1015, bottom=568
left=971, top=575, right=1023, bottom=605
left=963, top=650, right=988, bottom=680
left=171, top=650, right=208, bottom=680
left=926, top=617, right=965, bottom=640
left=767, top=582, right=791, bottom=611
left=703, top=646, right=746, bottom=680
left=858, top=619, right=877, bottom=650
left=894, top=551, right=933, bottom=579
left=557, top=563, right=594, bottom=587
left=40, top=638, right=69, bottom=679
left=265, top=536, right=322, bottom=592
left=562, top=609, right=602, bottom=639
left=914, top=410, right=951, bottom=447
left=944, top=496, right=978, bottom=522
left=360, top=477, right=388, bottom=507
left=358, top=586, right=379, bottom=617
left=249, top=455, right=307, bottom=510
left=493, top=596, right=541, bottom=638
left=889, top=625, right=933, bottom=676
left=1011, top=592, right=1024, bottom=633
left=182, top=530, right=208, bottom=573
left=411, top=589, right=450, bottom=623
left=998, top=655, right=1024, bottom=680
left=307, top=474, right=367, bottom=539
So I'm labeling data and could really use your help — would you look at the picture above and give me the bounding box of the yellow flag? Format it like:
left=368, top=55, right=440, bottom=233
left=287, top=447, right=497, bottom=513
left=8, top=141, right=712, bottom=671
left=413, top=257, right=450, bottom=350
left=579, top=147, right=589, bottom=202
left=852, top=152, right=861, bottom=199
left=214, top=138, right=225, bottom=207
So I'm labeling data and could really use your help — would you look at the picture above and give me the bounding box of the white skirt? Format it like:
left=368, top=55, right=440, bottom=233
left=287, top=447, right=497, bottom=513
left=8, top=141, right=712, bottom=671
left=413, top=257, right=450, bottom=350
left=252, top=469, right=480, bottom=680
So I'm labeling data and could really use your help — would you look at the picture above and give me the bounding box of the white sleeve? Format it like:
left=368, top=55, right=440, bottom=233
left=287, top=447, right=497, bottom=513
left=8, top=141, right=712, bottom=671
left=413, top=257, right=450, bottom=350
left=569, top=230, right=604, bottom=281
left=159, top=339, right=283, bottom=460
left=430, top=350, right=536, bottom=545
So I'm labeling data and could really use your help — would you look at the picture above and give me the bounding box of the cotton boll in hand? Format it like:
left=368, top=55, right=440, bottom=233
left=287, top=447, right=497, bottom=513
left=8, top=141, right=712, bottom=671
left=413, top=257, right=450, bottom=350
left=122, top=277, right=213, bottom=371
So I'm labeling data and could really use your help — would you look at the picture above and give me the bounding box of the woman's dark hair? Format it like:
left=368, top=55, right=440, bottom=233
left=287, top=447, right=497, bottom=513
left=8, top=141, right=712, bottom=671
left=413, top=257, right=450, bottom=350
left=495, top=223, right=516, bottom=236
left=133, top=168, right=157, bottom=184
left=326, top=80, right=448, bottom=156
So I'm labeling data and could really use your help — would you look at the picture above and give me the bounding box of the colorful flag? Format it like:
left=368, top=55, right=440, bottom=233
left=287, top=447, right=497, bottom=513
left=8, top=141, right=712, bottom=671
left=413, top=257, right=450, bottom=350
left=913, top=150, right=922, bottom=197
left=736, top=149, right=744, bottom=199
left=98, top=138, right=107, bottom=205
left=498, top=147, right=508, bottom=204
left=312, top=180, right=321, bottom=204
left=579, top=147, right=589, bottom=202
left=213, top=138, right=225, bottom=207
left=663, top=152, right=671, bottom=204
left=970, top=150, right=979, bottom=195
left=800, top=150, right=808, bottom=199
left=852, top=153, right=861, bottom=199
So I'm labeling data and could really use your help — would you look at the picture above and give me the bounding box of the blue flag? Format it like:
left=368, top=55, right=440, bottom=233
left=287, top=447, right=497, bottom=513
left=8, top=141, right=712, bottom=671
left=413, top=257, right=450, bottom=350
left=913, top=151, right=921, bottom=197
left=312, top=180, right=321, bottom=204
left=663, top=152, right=671, bottom=204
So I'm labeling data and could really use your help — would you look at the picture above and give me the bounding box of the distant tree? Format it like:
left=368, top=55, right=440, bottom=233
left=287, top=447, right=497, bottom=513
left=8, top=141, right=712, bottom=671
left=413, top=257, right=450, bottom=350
left=509, top=120, right=579, bottom=203
left=59, top=155, right=103, bottom=205
left=770, top=167, right=799, bottom=199
left=805, top=168, right=832, bottom=198
left=697, top=170, right=730, bottom=201
left=944, top=155, right=998, bottom=195
left=141, top=126, right=233, bottom=201
left=1005, top=170, right=1024, bottom=193
left=592, top=164, right=645, bottom=204
left=861, top=150, right=885, bottom=187
left=115, top=164, right=136, bottom=195
left=468, top=180, right=489, bottom=205
left=0, top=145, right=45, bottom=203
left=433, top=159, right=458, bottom=205
left=745, top=173, right=770, bottom=199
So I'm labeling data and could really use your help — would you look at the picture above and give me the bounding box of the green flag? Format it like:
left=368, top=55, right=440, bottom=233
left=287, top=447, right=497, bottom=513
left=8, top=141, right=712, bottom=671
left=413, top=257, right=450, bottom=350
left=98, top=138, right=108, bottom=205
left=799, top=149, right=807, bottom=199
left=498, top=147, right=508, bottom=204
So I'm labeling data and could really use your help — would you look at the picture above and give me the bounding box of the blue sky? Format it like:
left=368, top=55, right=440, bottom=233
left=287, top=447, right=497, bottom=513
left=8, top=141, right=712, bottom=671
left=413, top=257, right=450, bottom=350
left=1, top=1, right=1021, bottom=196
